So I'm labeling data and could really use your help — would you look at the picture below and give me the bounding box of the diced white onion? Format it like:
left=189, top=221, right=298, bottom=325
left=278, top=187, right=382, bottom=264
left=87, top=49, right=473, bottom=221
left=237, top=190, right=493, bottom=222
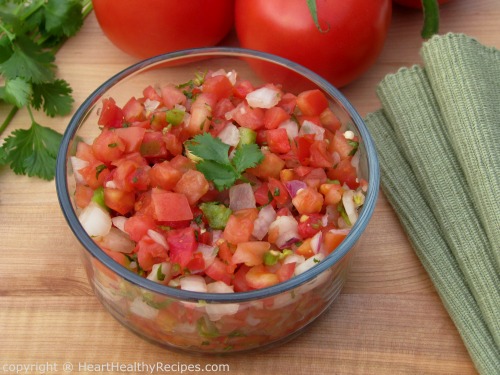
left=147, top=229, right=168, bottom=249
left=78, top=202, right=112, bottom=237
left=294, top=253, right=325, bottom=276
left=205, top=282, right=239, bottom=321
left=246, top=87, right=281, bottom=109
left=298, top=120, right=325, bottom=140
left=252, top=205, right=277, bottom=240
left=342, top=190, right=358, bottom=226
left=211, top=68, right=227, bottom=77
left=309, top=231, right=323, bottom=254
left=229, top=183, right=256, bottom=211
left=217, top=123, right=240, bottom=147
left=105, top=180, right=117, bottom=189
left=226, top=70, right=237, bottom=85
left=269, top=215, right=300, bottom=249
left=180, top=275, right=207, bottom=293
left=343, top=130, right=355, bottom=139
left=129, top=297, right=159, bottom=320
left=144, top=98, right=160, bottom=112
left=278, top=119, right=299, bottom=140
left=111, top=216, right=127, bottom=232
left=147, top=262, right=171, bottom=284
left=283, top=253, right=305, bottom=265
left=96, top=227, right=135, bottom=254
left=70, top=156, right=89, bottom=184
left=351, top=149, right=360, bottom=174
left=196, top=243, right=217, bottom=268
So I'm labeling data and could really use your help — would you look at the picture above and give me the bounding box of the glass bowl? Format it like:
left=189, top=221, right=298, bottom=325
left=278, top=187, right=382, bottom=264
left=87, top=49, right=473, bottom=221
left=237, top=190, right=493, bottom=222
left=56, top=47, right=379, bottom=353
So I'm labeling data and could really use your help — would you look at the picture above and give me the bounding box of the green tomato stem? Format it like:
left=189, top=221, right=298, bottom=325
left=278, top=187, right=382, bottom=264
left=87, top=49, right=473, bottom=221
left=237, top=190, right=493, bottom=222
left=305, top=0, right=330, bottom=33
left=421, top=0, right=440, bottom=39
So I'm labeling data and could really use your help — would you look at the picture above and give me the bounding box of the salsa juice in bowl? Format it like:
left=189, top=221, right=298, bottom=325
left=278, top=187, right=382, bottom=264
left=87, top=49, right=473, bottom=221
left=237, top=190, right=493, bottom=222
left=56, top=48, right=379, bottom=353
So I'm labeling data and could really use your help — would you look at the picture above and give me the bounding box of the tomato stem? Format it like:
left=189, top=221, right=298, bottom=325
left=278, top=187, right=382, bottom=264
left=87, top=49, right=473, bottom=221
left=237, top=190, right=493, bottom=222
left=421, top=0, right=440, bottom=39
left=306, top=0, right=330, bottom=33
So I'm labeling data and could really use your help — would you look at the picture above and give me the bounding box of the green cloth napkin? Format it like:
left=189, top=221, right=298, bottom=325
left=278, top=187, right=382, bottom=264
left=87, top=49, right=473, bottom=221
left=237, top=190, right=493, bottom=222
left=364, top=33, right=500, bottom=374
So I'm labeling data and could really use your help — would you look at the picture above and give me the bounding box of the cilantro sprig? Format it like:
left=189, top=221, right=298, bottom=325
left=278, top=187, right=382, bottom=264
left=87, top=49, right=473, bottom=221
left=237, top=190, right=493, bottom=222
left=0, top=0, right=92, bottom=180
left=185, top=133, right=264, bottom=191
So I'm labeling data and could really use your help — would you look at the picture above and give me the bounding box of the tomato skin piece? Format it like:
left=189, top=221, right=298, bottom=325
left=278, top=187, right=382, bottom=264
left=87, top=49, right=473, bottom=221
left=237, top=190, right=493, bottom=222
left=92, top=0, right=234, bottom=59
left=167, top=227, right=197, bottom=268
left=151, top=189, right=193, bottom=222
left=296, top=89, right=329, bottom=117
left=235, top=0, right=392, bottom=88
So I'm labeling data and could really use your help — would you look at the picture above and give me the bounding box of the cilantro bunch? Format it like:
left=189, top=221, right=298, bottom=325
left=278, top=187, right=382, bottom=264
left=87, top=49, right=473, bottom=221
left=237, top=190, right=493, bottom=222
left=0, top=0, right=92, bottom=180
left=185, top=133, right=264, bottom=191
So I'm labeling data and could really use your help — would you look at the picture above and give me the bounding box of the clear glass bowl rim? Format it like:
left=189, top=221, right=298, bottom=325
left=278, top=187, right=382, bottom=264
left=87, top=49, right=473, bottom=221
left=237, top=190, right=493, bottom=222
left=56, top=46, right=380, bottom=303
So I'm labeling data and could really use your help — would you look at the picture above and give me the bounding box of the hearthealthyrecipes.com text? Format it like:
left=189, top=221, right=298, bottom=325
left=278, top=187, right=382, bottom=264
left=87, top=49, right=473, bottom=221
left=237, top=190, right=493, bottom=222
left=0, top=361, right=230, bottom=373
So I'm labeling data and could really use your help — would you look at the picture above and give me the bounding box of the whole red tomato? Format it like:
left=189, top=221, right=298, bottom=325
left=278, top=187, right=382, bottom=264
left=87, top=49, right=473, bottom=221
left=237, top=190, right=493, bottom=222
left=235, top=0, right=392, bottom=88
left=92, top=0, right=235, bottom=59
left=393, top=0, right=451, bottom=9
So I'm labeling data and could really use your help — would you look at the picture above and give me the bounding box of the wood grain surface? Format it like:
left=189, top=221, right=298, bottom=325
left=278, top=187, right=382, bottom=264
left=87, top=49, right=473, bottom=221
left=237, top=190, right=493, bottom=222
left=1, top=1, right=498, bottom=374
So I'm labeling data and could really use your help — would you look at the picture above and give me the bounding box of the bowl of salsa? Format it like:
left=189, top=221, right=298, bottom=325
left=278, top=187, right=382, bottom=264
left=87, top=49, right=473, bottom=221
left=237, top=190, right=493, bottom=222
left=56, top=47, right=379, bottom=353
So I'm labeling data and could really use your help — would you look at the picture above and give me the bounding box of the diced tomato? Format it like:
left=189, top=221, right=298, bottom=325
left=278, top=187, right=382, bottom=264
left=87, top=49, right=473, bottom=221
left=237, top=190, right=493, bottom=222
left=203, top=74, right=233, bottom=102
left=142, top=85, right=163, bottom=102
left=213, top=97, right=236, bottom=120
left=161, top=84, right=186, bottom=109
left=303, top=167, right=327, bottom=189
left=124, top=214, right=156, bottom=242
left=330, top=130, right=356, bottom=159
left=205, top=258, right=233, bottom=286
left=266, top=128, right=291, bottom=154
left=232, top=265, right=253, bottom=292
left=247, top=151, right=285, bottom=180
left=149, top=161, right=183, bottom=190
left=169, top=154, right=195, bottom=173
left=320, top=182, right=343, bottom=205
left=140, top=131, right=168, bottom=159
left=276, top=262, right=296, bottom=282
left=231, top=241, right=271, bottom=266
left=267, top=177, right=289, bottom=205
left=91, top=129, right=126, bottom=164
left=231, top=102, right=265, bottom=130
left=104, top=187, right=135, bottom=215
left=254, top=182, right=273, bottom=206
left=167, top=227, right=197, bottom=268
left=320, top=108, right=341, bottom=132
left=185, top=252, right=205, bottom=273
left=114, top=126, right=146, bottom=153
left=187, top=93, right=216, bottom=136
left=79, top=161, right=111, bottom=189
left=295, top=238, right=314, bottom=258
left=74, top=184, right=93, bottom=208
left=217, top=240, right=236, bottom=273
left=292, top=187, right=324, bottom=215
left=223, top=208, right=259, bottom=245
left=278, top=92, right=297, bottom=114
left=297, top=213, right=323, bottom=238
left=122, top=97, right=145, bottom=122
left=295, top=135, right=315, bottom=166
left=98, top=97, right=124, bottom=128
left=245, top=264, right=279, bottom=289
left=136, top=235, right=168, bottom=271
left=112, top=158, right=150, bottom=192
left=174, top=170, right=209, bottom=205
left=296, top=89, right=329, bottom=117
left=151, top=189, right=193, bottom=222
left=327, top=158, right=359, bottom=189
left=323, top=229, right=349, bottom=254
left=233, top=79, right=254, bottom=99
left=263, top=106, right=290, bottom=129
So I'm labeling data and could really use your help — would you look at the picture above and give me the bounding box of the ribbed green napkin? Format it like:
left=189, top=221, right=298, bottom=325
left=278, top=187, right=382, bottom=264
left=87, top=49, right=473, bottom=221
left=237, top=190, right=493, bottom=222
left=364, top=33, right=500, bottom=374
